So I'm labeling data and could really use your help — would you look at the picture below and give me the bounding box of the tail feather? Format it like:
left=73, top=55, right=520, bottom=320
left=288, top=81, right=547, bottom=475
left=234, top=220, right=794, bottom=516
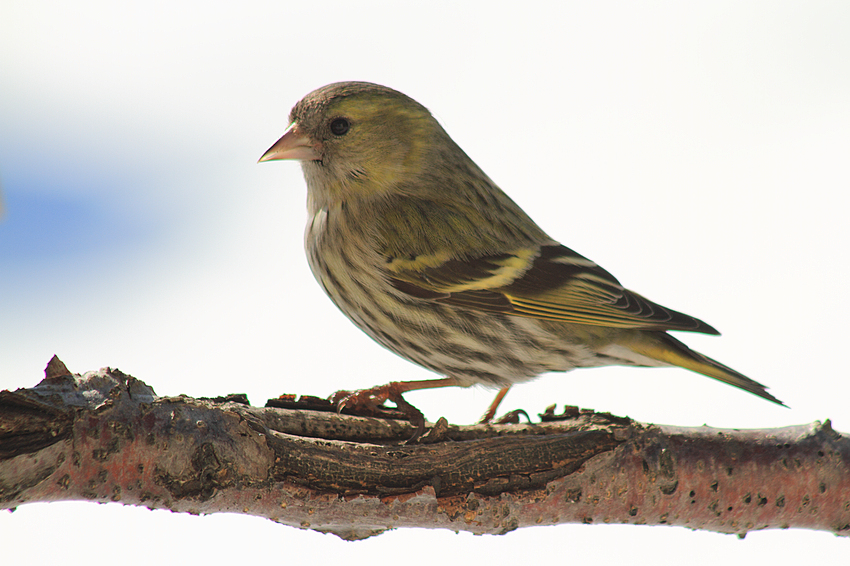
left=628, top=333, right=786, bottom=406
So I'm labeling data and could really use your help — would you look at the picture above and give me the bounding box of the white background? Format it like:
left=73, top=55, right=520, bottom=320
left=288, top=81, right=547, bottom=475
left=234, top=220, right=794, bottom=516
left=1, top=2, right=848, bottom=563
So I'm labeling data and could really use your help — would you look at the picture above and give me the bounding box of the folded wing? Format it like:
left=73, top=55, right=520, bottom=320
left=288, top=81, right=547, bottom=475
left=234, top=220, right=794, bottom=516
left=388, top=243, right=719, bottom=334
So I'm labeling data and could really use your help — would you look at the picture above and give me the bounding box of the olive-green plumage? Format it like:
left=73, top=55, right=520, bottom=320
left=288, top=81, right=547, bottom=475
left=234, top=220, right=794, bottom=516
left=260, top=81, right=783, bottom=421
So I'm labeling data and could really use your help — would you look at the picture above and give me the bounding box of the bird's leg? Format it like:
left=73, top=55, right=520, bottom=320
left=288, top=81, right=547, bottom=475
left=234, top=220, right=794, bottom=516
left=478, top=386, right=511, bottom=423
left=330, top=377, right=463, bottom=441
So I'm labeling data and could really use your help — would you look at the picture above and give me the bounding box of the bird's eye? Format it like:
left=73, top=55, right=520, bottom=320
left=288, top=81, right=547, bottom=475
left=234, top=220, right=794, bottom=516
left=330, top=118, right=350, bottom=136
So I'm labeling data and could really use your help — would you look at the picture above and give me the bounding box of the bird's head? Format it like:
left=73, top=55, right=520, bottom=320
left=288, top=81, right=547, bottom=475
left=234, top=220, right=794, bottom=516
left=260, top=82, right=448, bottom=209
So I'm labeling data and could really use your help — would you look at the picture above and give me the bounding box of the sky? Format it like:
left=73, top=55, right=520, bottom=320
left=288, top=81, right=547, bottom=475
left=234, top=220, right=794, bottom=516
left=1, top=1, right=849, bottom=563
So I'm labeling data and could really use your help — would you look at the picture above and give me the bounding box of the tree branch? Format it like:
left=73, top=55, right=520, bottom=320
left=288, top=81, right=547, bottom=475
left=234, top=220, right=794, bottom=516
left=1, top=357, right=848, bottom=540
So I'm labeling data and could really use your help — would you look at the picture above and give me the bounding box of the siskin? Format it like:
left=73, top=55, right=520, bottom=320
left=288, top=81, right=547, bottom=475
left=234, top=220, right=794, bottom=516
left=260, top=82, right=782, bottom=433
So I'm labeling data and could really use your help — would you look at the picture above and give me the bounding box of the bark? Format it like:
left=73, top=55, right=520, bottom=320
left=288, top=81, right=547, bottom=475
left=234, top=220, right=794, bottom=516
left=1, top=357, right=848, bottom=541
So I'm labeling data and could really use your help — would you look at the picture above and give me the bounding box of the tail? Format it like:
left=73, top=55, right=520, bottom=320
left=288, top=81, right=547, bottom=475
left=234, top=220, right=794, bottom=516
left=627, top=332, right=786, bottom=406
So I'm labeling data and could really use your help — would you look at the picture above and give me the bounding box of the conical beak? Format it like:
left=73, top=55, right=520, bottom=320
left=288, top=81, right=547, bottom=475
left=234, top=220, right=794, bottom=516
left=258, top=124, right=322, bottom=162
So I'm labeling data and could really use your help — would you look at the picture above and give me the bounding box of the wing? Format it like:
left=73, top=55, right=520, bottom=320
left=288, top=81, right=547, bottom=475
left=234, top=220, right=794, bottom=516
left=387, top=243, right=719, bottom=334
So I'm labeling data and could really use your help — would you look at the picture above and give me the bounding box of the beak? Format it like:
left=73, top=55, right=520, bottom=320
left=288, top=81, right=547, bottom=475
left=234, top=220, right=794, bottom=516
left=258, top=123, right=322, bottom=162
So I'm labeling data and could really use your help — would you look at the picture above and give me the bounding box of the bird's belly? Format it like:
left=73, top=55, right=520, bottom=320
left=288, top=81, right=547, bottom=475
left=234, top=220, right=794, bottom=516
left=304, top=210, right=635, bottom=388
left=312, top=257, right=608, bottom=387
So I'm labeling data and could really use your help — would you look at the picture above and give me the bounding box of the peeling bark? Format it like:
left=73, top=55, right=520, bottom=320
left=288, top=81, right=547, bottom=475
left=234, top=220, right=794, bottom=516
left=1, top=357, right=848, bottom=540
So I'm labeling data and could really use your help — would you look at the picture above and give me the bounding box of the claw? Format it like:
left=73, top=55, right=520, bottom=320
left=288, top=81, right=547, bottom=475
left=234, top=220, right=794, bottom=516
left=328, top=382, right=427, bottom=442
left=492, top=409, right=531, bottom=424
left=327, top=377, right=463, bottom=442
left=329, top=390, right=350, bottom=412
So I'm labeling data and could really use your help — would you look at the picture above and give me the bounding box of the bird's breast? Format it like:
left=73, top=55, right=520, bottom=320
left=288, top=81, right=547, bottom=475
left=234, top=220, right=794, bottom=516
left=304, top=206, right=391, bottom=326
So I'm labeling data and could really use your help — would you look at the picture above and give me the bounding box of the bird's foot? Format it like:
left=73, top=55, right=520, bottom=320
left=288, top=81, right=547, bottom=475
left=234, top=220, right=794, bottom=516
left=491, top=409, right=532, bottom=424
left=478, top=386, right=513, bottom=423
left=330, top=382, right=426, bottom=442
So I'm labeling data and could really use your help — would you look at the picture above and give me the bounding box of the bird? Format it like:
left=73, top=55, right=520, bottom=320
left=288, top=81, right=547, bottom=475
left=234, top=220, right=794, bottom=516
left=259, top=81, right=783, bottom=435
